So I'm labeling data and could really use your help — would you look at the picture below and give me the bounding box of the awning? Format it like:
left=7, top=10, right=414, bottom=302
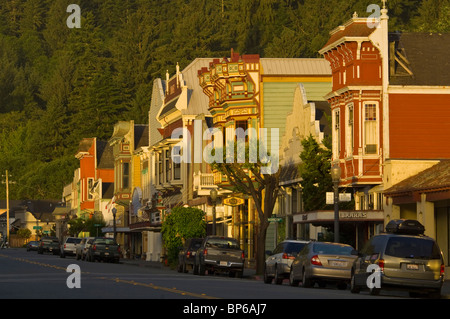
left=101, top=227, right=131, bottom=233
left=294, top=210, right=384, bottom=226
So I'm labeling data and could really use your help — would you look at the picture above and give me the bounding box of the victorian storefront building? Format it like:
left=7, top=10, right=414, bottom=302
left=318, top=6, right=450, bottom=251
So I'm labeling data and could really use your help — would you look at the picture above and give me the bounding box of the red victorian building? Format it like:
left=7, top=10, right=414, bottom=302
left=318, top=4, right=450, bottom=252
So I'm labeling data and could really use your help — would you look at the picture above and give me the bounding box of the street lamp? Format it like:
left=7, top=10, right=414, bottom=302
left=112, top=207, right=117, bottom=240
left=210, top=188, right=218, bottom=235
left=331, top=164, right=341, bottom=243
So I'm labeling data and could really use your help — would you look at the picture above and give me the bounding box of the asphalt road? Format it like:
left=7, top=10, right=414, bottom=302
left=0, top=247, right=448, bottom=317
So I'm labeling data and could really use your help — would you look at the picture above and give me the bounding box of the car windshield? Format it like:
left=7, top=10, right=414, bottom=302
left=313, top=243, right=354, bottom=255
left=285, top=242, right=307, bottom=254
left=385, top=237, right=441, bottom=259
left=94, top=238, right=117, bottom=245
left=206, top=238, right=240, bottom=249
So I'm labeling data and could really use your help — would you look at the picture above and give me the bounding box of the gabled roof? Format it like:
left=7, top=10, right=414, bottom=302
left=134, top=124, right=149, bottom=150
left=260, top=58, right=331, bottom=76
left=389, top=32, right=450, bottom=86
left=384, top=160, right=450, bottom=195
left=96, top=140, right=114, bottom=169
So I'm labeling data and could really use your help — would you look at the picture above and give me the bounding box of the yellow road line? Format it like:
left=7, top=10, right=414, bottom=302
left=0, top=254, right=219, bottom=299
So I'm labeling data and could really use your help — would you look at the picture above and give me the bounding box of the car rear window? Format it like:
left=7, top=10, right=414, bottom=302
left=43, top=238, right=59, bottom=243
left=313, top=243, right=354, bottom=255
left=285, top=242, right=307, bottom=254
left=66, top=238, right=82, bottom=244
left=94, top=238, right=117, bottom=245
left=206, top=238, right=240, bottom=249
left=385, top=237, right=441, bottom=259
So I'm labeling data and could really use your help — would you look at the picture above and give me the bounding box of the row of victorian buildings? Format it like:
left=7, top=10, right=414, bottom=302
left=6, top=6, right=450, bottom=265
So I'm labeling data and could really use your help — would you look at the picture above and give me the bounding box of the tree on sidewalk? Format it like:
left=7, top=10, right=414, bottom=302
left=209, top=137, right=281, bottom=275
left=161, top=206, right=207, bottom=268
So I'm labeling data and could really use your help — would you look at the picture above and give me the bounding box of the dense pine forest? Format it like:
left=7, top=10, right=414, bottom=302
left=0, top=0, right=448, bottom=200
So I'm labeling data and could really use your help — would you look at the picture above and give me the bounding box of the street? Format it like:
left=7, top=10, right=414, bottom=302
left=2, top=248, right=449, bottom=303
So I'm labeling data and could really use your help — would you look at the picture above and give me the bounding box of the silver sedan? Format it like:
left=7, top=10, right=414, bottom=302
left=289, top=241, right=357, bottom=289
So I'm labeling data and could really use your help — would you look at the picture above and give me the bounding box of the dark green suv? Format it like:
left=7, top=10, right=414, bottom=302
left=85, top=237, right=121, bottom=263
left=37, top=236, right=61, bottom=255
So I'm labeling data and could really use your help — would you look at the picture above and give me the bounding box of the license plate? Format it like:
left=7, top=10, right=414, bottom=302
left=220, top=261, right=228, bottom=266
left=329, top=260, right=347, bottom=267
left=105, top=252, right=109, bottom=256
left=407, top=263, right=419, bottom=270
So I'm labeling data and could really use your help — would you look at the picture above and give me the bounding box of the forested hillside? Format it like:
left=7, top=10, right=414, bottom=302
left=0, top=0, right=448, bottom=200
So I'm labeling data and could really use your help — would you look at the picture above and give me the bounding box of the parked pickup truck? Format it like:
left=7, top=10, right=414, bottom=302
left=85, top=237, right=121, bottom=263
left=194, top=236, right=245, bottom=278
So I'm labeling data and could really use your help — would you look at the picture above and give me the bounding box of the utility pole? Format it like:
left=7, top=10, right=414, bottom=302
left=2, top=170, right=15, bottom=244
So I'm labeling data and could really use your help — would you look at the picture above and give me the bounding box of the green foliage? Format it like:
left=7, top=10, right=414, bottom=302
left=67, top=215, right=106, bottom=237
left=0, top=0, right=441, bottom=201
left=161, top=206, right=206, bottom=267
left=17, top=228, right=32, bottom=239
left=299, top=135, right=333, bottom=212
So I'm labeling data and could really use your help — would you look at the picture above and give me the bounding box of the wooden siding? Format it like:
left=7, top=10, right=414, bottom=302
left=389, top=93, right=450, bottom=159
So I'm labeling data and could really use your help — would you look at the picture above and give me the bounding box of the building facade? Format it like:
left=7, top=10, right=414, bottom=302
left=319, top=6, right=450, bottom=250
left=198, top=52, right=333, bottom=257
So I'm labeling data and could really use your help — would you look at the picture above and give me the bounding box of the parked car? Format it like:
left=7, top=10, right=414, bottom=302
left=37, top=236, right=61, bottom=255
left=289, top=241, right=357, bottom=289
left=194, top=236, right=245, bottom=278
left=350, top=219, right=445, bottom=298
left=264, top=239, right=309, bottom=284
left=76, top=237, right=95, bottom=260
left=60, top=237, right=82, bottom=258
left=178, top=238, right=203, bottom=273
left=85, top=237, right=121, bottom=263
left=26, top=241, right=40, bottom=251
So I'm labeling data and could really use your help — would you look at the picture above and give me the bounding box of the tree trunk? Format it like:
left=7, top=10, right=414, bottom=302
left=255, top=220, right=268, bottom=275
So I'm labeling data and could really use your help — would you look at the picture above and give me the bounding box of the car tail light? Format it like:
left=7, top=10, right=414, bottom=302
left=282, top=253, right=295, bottom=260
left=441, top=264, right=445, bottom=277
left=187, top=251, right=191, bottom=258
left=377, top=259, right=385, bottom=272
left=203, top=248, right=208, bottom=257
left=92, top=244, right=97, bottom=251
left=311, top=255, right=322, bottom=266
left=241, top=251, right=245, bottom=259
left=64, top=244, right=67, bottom=249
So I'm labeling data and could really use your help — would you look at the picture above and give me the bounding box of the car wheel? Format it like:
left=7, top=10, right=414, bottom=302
left=193, top=263, right=199, bottom=275
left=274, top=265, right=283, bottom=285
left=428, top=288, right=442, bottom=299
left=369, top=286, right=381, bottom=296
left=263, top=265, right=273, bottom=284
left=289, top=267, right=299, bottom=287
left=350, top=273, right=360, bottom=294
left=302, top=268, right=312, bottom=288
left=199, top=263, right=206, bottom=276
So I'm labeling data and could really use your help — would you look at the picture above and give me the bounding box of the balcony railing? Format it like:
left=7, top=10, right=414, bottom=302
left=194, top=172, right=218, bottom=195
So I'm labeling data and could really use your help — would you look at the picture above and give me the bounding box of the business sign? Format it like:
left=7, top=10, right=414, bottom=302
left=223, top=197, right=245, bottom=207
left=326, top=192, right=352, bottom=204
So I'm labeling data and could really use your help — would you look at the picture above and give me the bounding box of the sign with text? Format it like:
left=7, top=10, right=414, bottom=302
left=326, top=192, right=352, bottom=204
